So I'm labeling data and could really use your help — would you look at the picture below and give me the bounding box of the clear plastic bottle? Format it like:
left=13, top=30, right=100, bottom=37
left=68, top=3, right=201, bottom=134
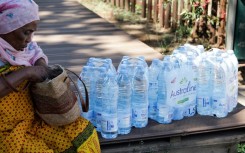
left=227, top=50, right=239, bottom=109
left=221, top=52, right=235, bottom=112
left=117, top=64, right=132, bottom=134
left=196, top=55, right=212, bottom=116
left=156, top=61, right=173, bottom=123
left=94, top=67, right=107, bottom=132
left=101, top=73, right=118, bottom=139
left=78, top=66, right=94, bottom=124
left=184, top=52, right=197, bottom=117
left=148, top=59, right=162, bottom=120
left=212, top=57, right=228, bottom=118
left=171, top=57, right=185, bottom=121
left=88, top=57, right=117, bottom=75
left=131, top=65, right=149, bottom=128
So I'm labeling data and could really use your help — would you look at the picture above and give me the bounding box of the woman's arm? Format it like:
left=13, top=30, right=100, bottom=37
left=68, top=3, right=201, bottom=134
left=34, top=58, right=48, bottom=67
left=0, top=65, right=49, bottom=98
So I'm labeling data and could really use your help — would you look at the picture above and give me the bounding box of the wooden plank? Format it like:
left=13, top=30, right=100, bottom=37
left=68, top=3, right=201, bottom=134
left=147, top=0, right=153, bottom=20
left=112, top=0, right=116, bottom=6
left=120, top=0, right=124, bottom=9
left=116, top=0, right=120, bottom=7
left=141, top=0, right=147, bottom=18
left=179, top=0, right=184, bottom=21
left=131, top=0, right=136, bottom=12
left=172, top=0, right=178, bottom=30
left=125, top=0, right=130, bottom=11
left=164, top=2, right=171, bottom=29
left=153, top=0, right=159, bottom=23
left=100, top=103, right=245, bottom=145
left=159, top=0, right=164, bottom=27
left=208, top=0, right=212, bottom=16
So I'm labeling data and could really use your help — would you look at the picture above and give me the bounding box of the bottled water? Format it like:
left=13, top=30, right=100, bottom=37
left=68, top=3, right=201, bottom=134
left=101, top=73, right=118, bottom=139
left=148, top=59, right=162, bottom=120
left=184, top=52, right=197, bottom=117
left=196, top=55, right=212, bottom=116
left=184, top=43, right=204, bottom=57
left=170, top=57, right=185, bottom=121
left=118, top=56, right=146, bottom=79
left=156, top=61, right=174, bottom=123
left=117, top=64, right=132, bottom=134
left=131, top=65, right=148, bottom=128
left=197, top=45, right=205, bottom=54
left=212, top=57, right=228, bottom=118
left=227, top=50, right=238, bottom=109
left=221, top=53, right=235, bottom=112
left=88, top=57, right=117, bottom=75
left=78, top=66, right=94, bottom=124
left=94, top=67, right=107, bottom=132
left=138, top=56, right=149, bottom=79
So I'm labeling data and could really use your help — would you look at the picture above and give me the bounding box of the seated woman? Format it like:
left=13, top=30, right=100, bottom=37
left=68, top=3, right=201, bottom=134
left=0, top=0, right=101, bottom=152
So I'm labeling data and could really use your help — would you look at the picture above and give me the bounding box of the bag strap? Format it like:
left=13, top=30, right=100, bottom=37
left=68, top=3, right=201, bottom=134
left=65, top=68, right=89, bottom=112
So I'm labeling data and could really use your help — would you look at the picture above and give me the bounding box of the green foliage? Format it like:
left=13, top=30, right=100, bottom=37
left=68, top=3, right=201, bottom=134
left=207, top=15, right=219, bottom=26
left=113, top=8, right=141, bottom=23
left=175, top=25, right=192, bottom=41
left=180, top=0, right=204, bottom=27
left=238, top=143, right=245, bottom=153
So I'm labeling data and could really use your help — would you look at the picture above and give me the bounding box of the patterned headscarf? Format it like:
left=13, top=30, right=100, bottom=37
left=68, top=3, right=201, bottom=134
left=0, top=0, right=48, bottom=66
left=0, top=0, right=40, bottom=34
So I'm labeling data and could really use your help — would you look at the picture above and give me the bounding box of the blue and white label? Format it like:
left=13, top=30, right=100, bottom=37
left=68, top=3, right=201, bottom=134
left=101, top=116, right=118, bottom=132
left=197, top=97, right=210, bottom=107
left=118, top=114, right=131, bottom=128
left=132, top=108, right=148, bottom=121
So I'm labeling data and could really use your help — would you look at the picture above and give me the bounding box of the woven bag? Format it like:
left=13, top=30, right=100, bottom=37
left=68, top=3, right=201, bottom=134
left=31, top=65, right=89, bottom=126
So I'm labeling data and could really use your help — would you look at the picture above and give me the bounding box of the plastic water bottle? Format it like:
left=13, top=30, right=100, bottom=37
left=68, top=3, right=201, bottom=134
left=196, top=55, right=212, bottom=116
left=117, top=64, right=132, bottom=134
left=78, top=66, right=94, bottom=124
left=88, top=57, right=117, bottom=75
left=156, top=61, right=174, bottom=123
left=94, top=67, right=107, bottom=132
left=101, top=73, right=118, bottom=139
left=227, top=50, right=238, bottom=109
left=170, top=56, right=185, bottom=121
left=221, top=52, right=235, bottom=112
left=184, top=52, right=197, bottom=117
left=148, top=59, right=162, bottom=120
left=212, top=57, right=228, bottom=118
left=131, top=65, right=148, bottom=128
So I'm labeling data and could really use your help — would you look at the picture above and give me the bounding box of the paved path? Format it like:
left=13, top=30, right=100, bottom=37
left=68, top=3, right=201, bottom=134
left=34, top=0, right=163, bottom=73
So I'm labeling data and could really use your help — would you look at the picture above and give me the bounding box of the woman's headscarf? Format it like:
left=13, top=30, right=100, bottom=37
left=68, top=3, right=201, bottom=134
left=0, top=0, right=40, bottom=34
left=0, top=0, right=48, bottom=66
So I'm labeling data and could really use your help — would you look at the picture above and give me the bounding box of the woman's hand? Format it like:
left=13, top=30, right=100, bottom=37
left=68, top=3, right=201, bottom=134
left=0, top=65, right=50, bottom=97
left=26, top=66, right=50, bottom=82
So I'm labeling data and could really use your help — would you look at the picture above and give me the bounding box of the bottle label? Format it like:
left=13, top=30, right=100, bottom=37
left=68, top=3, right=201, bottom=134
left=197, top=97, right=210, bottom=107
left=95, top=112, right=102, bottom=126
left=158, top=110, right=173, bottom=120
left=212, top=99, right=226, bottom=109
left=101, top=116, right=118, bottom=132
left=118, top=114, right=131, bottom=128
left=184, top=104, right=196, bottom=116
left=132, top=108, right=148, bottom=121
